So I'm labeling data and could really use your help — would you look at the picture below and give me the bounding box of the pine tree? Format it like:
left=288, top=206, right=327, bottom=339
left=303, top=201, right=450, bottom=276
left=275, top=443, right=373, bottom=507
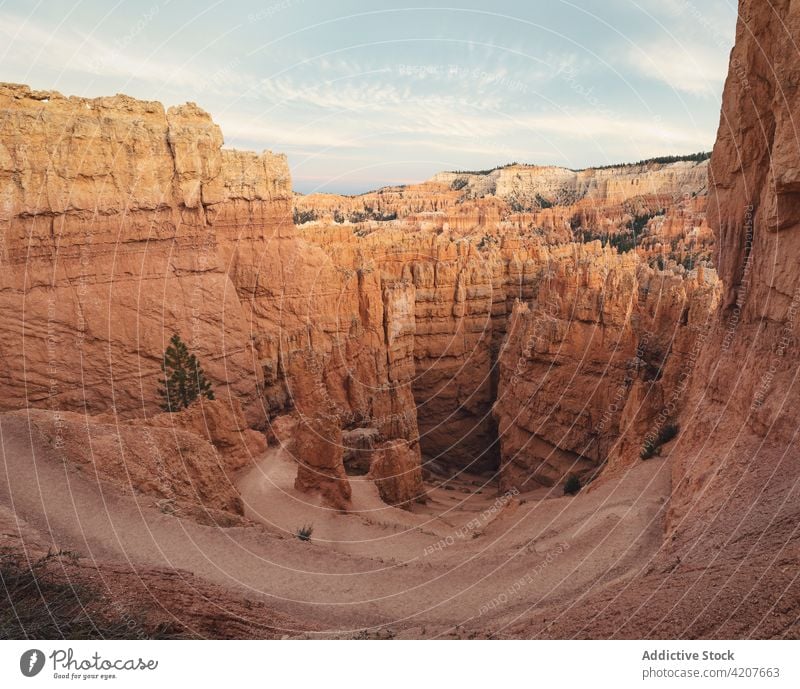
left=158, top=333, right=215, bottom=412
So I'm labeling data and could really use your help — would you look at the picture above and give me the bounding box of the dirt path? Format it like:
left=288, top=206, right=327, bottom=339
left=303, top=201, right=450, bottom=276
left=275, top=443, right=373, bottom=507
left=0, top=413, right=671, bottom=635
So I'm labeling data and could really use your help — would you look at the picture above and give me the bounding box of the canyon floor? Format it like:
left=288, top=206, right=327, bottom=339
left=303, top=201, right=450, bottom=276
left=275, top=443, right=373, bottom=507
left=1, top=411, right=673, bottom=638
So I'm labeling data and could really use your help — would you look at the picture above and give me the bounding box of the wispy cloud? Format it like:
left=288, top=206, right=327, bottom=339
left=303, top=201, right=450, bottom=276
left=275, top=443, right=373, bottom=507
left=0, top=12, right=207, bottom=87
left=515, top=111, right=705, bottom=145
left=220, top=115, right=368, bottom=149
left=627, top=39, right=729, bottom=96
left=250, top=76, right=411, bottom=112
left=0, top=2, right=732, bottom=193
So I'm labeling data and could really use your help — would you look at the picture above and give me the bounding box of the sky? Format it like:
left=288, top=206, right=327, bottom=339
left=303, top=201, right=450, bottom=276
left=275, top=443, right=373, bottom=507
left=0, top=0, right=739, bottom=194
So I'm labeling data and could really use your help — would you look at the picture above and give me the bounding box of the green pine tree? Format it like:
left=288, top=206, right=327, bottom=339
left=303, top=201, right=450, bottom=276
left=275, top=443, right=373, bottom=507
left=158, top=333, right=215, bottom=412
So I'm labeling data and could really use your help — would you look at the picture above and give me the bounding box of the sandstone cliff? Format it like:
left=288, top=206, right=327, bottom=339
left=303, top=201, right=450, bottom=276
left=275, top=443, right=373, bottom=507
left=13, top=407, right=245, bottom=523
left=2, top=0, right=799, bottom=639
left=432, top=158, right=708, bottom=206
left=0, top=82, right=722, bottom=509
left=0, top=84, right=286, bottom=420
left=493, top=244, right=718, bottom=489
left=0, top=83, right=421, bottom=508
left=495, top=0, right=800, bottom=637
left=298, top=162, right=719, bottom=487
left=666, top=0, right=800, bottom=554
left=295, top=158, right=708, bottom=238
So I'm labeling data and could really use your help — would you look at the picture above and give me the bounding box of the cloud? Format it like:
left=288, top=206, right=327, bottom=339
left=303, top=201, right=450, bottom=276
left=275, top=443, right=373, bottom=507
left=219, top=115, right=367, bottom=149
left=250, top=75, right=410, bottom=113
left=513, top=111, right=706, bottom=146
left=626, top=38, right=730, bottom=96
left=0, top=6, right=724, bottom=194
left=0, top=12, right=205, bottom=87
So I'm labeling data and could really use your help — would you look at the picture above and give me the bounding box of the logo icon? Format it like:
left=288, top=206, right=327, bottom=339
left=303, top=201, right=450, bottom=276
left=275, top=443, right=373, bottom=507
left=20, top=649, right=45, bottom=677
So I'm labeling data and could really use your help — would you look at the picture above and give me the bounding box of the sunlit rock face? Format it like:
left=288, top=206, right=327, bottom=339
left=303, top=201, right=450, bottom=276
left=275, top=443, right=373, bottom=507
left=0, top=82, right=422, bottom=508
left=0, top=80, right=719, bottom=503
left=493, top=244, right=719, bottom=490
left=298, top=155, right=717, bottom=485
left=664, top=0, right=800, bottom=552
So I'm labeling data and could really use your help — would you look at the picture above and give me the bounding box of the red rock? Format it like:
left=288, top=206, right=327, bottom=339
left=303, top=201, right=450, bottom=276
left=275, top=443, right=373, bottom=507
left=368, top=440, right=426, bottom=507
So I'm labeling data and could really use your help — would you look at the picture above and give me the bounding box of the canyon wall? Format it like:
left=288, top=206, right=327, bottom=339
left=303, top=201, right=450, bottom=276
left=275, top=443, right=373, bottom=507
left=0, top=83, right=422, bottom=508
left=299, top=161, right=718, bottom=486
left=502, top=0, right=800, bottom=637
left=297, top=224, right=550, bottom=474
left=665, top=0, right=800, bottom=554
left=494, top=244, right=718, bottom=489
left=0, top=85, right=279, bottom=420
left=295, top=160, right=709, bottom=241
left=432, top=159, right=708, bottom=206
left=0, top=81, right=722, bottom=505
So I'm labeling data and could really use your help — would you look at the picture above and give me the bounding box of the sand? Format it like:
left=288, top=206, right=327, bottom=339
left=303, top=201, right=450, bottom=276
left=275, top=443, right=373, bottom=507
left=0, top=412, right=672, bottom=635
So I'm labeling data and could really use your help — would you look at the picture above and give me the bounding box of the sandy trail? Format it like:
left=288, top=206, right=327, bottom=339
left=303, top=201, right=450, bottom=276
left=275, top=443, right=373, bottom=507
left=0, top=413, right=670, bottom=634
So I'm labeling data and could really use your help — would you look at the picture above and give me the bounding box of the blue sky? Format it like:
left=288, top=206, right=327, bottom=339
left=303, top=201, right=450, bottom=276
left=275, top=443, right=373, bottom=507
left=1, top=0, right=738, bottom=194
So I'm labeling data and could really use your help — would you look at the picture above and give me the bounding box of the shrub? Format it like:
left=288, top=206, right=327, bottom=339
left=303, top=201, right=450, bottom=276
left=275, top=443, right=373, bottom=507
left=450, top=177, right=469, bottom=191
left=659, top=423, right=679, bottom=444
left=293, top=208, right=318, bottom=225
left=608, top=231, right=637, bottom=253
left=577, top=229, right=637, bottom=254
left=563, top=474, right=581, bottom=496
left=618, top=208, right=664, bottom=242
left=650, top=255, right=666, bottom=271
left=640, top=423, right=679, bottom=459
left=348, top=210, right=367, bottom=223
left=347, top=207, right=396, bottom=223
left=296, top=524, right=314, bottom=542
left=158, top=334, right=214, bottom=412
left=508, top=194, right=531, bottom=213
left=0, top=549, right=184, bottom=639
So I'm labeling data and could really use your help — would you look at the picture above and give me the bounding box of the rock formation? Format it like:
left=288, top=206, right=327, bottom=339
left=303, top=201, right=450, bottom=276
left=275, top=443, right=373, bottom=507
left=0, top=82, right=730, bottom=508
left=13, top=407, right=245, bottom=522
left=0, top=84, right=283, bottom=421
left=285, top=352, right=352, bottom=510
left=2, top=0, right=799, bottom=639
left=432, top=158, right=708, bottom=206
left=368, top=439, right=426, bottom=507
left=294, top=157, right=709, bottom=242
left=493, top=244, right=719, bottom=490
left=0, top=83, right=422, bottom=509
left=497, top=0, right=800, bottom=638
left=297, top=160, right=719, bottom=487
left=667, top=0, right=800, bottom=550
left=133, top=397, right=267, bottom=467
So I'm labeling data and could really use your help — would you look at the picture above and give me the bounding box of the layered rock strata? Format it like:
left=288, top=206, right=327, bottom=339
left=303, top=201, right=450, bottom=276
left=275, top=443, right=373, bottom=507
left=667, top=0, right=800, bottom=553
left=299, top=185, right=719, bottom=487
left=0, top=83, right=421, bottom=508
left=13, top=407, right=245, bottom=522
left=493, top=244, right=719, bottom=489
left=0, top=81, right=720, bottom=505
left=498, top=0, right=800, bottom=637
